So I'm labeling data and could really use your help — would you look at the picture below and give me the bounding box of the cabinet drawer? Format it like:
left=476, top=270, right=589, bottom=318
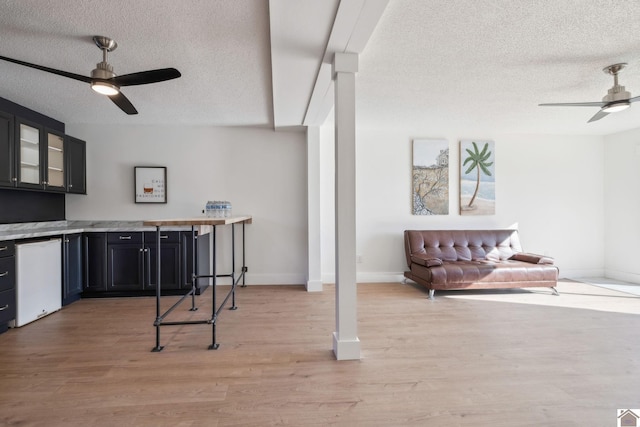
left=0, top=241, right=15, bottom=258
left=107, top=232, right=143, bottom=244
left=144, top=231, right=180, bottom=244
left=0, top=256, right=14, bottom=292
left=0, top=288, right=15, bottom=324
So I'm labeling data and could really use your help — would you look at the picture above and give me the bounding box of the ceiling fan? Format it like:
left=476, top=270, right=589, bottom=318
left=539, top=63, right=640, bottom=123
left=0, top=36, right=181, bottom=115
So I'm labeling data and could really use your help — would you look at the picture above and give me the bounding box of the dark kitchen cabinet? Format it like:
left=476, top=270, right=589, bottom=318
left=15, top=117, right=45, bottom=190
left=62, top=233, right=83, bottom=306
left=83, top=233, right=107, bottom=292
left=107, top=232, right=181, bottom=292
left=0, top=240, right=16, bottom=334
left=13, top=119, right=67, bottom=192
left=0, top=98, right=87, bottom=195
left=181, top=231, right=197, bottom=289
left=84, top=230, right=196, bottom=296
left=107, top=232, right=144, bottom=290
left=0, top=111, right=14, bottom=188
left=145, top=231, right=181, bottom=291
left=65, top=136, right=86, bottom=194
left=43, top=128, right=66, bottom=192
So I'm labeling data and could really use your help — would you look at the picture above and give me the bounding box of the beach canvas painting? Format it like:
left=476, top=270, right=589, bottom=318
left=412, top=139, right=449, bottom=215
left=460, top=140, right=495, bottom=215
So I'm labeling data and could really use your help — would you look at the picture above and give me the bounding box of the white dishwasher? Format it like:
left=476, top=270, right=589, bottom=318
left=13, top=238, right=62, bottom=327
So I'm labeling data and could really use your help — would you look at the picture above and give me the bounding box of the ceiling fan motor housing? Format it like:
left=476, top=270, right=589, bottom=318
left=91, top=61, right=115, bottom=80
left=603, top=85, right=630, bottom=103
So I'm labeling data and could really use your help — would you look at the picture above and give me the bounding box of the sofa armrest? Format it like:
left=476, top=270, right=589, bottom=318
left=410, top=255, right=443, bottom=267
left=509, top=252, right=554, bottom=265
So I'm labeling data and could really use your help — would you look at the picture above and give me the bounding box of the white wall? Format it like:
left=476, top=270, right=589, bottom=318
left=320, top=125, right=606, bottom=282
left=65, top=124, right=308, bottom=285
left=604, top=128, right=640, bottom=283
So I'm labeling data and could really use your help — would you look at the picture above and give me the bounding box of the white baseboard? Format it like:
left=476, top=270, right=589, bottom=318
left=332, top=332, right=361, bottom=360
left=561, top=268, right=605, bottom=280
left=214, top=273, right=307, bottom=286
left=603, top=269, right=640, bottom=285
left=306, top=279, right=323, bottom=292
left=322, top=272, right=405, bottom=284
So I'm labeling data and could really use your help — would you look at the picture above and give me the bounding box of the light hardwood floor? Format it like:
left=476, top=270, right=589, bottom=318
left=0, top=280, right=639, bottom=426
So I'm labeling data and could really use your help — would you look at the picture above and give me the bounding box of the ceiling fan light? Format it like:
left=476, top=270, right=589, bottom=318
left=602, top=101, right=630, bottom=113
left=91, top=81, right=119, bottom=96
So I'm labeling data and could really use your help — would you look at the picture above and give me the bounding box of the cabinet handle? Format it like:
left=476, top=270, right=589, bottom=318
left=0, top=304, right=8, bottom=311
left=69, top=184, right=73, bottom=188
left=160, top=235, right=168, bottom=239
left=0, top=271, right=7, bottom=277
left=0, top=246, right=7, bottom=251
left=11, top=177, right=17, bottom=182
left=119, top=236, right=132, bottom=240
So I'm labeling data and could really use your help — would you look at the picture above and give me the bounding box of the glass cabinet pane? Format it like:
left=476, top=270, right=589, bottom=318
left=47, top=133, right=64, bottom=187
left=19, top=123, right=40, bottom=185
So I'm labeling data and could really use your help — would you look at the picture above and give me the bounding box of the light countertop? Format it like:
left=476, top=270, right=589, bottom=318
left=0, top=220, right=200, bottom=241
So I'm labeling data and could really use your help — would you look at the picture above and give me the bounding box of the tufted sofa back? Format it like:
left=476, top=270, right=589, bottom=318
left=404, top=229, right=523, bottom=268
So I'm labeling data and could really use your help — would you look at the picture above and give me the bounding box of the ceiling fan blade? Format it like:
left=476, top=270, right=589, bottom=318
left=108, top=92, right=138, bottom=115
left=587, top=109, right=608, bottom=123
left=628, top=95, right=640, bottom=104
left=0, top=54, right=92, bottom=83
left=539, top=101, right=605, bottom=107
left=113, top=68, right=181, bottom=87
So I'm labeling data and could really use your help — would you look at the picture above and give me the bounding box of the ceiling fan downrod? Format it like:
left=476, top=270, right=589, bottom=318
left=90, top=36, right=119, bottom=95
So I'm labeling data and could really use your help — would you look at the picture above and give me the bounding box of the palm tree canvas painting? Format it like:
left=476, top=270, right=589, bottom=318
left=412, top=139, right=449, bottom=215
left=460, top=140, right=495, bottom=215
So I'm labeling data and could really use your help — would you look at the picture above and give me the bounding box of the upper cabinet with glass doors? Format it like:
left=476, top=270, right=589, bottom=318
left=0, top=97, right=86, bottom=195
left=16, top=119, right=43, bottom=190
left=45, top=130, right=66, bottom=191
left=14, top=119, right=67, bottom=191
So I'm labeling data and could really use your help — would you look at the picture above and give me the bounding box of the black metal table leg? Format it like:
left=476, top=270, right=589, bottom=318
left=241, top=222, right=247, bottom=287
left=209, top=225, right=220, bottom=350
left=189, top=225, right=198, bottom=311
left=152, top=225, right=164, bottom=352
left=230, top=223, right=238, bottom=310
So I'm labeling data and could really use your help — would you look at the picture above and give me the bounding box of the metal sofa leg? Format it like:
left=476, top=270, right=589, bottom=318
left=428, top=289, right=435, bottom=300
left=551, top=287, right=559, bottom=296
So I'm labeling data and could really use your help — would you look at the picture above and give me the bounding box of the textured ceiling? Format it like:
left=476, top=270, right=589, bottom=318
left=0, top=0, right=274, bottom=127
left=1, top=1, right=640, bottom=135
left=357, top=0, right=640, bottom=135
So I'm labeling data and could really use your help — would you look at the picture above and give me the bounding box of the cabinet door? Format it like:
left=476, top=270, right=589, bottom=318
left=83, top=233, right=107, bottom=291
left=107, top=232, right=144, bottom=290
left=65, top=136, right=86, bottom=194
left=45, top=129, right=66, bottom=192
left=108, top=244, right=144, bottom=290
left=15, top=118, right=44, bottom=190
left=146, top=242, right=181, bottom=290
left=0, top=111, right=15, bottom=188
left=145, top=231, right=180, bottom=290
left=180, top=231, right=197, bottom=289
left=63, top=234, right=82, bottom=305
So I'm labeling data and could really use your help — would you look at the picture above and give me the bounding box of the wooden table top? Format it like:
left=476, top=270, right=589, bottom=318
left=143, top=215, right=252, bottom=226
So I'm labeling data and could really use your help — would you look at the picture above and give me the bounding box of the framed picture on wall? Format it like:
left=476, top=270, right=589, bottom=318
left=134, top=166, right=167, bottom=203
left=460, top=140, right=495, bottom=215
left=412, top=139, right=449, bottom=215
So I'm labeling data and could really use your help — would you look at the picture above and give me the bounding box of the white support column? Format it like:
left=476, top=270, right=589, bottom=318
left=306, top=126, right=323, bottom=292
left=332, top=52, right=360, bottom=360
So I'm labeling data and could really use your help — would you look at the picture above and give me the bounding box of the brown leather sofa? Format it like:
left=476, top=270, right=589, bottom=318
left=403, top=229, right=559, bottom=299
